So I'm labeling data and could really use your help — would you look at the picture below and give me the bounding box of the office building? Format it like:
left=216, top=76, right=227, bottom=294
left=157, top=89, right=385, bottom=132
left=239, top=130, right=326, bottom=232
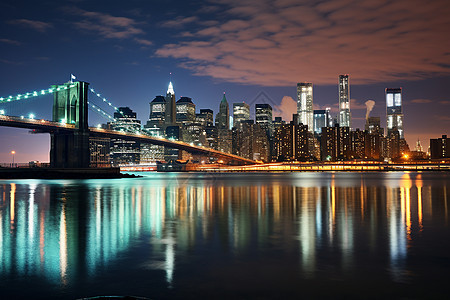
left=313, top=108, right=332, bottom=135
left=196, top=109, right=214, bottom=127
left=297, top=82, right=313, bottom=132
left=176, top=97, right=196, bottom=125
left=386, top=88, right=404, bottom=139
left=233, top=102, right=250, bottom=129
left=274, top=123, right=309, bottom=161
left=430, top=135, right=450, bottom=159
left=339, top=75, right=351, bottom=127
left=110, top=107, right=141, bottom=165
left=255, top=104, right=274, bottom=137
left=215, top=93, right=231, bottom=153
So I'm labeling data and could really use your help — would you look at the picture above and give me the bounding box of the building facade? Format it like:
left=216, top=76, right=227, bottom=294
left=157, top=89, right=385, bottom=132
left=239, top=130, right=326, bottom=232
left=386, top=88, right=404, bottom=139
left=297, top=82, right=313, bottom=132
left=339, top=75, right=351, bottom=127
left=233, top=102, right=250, bottom=129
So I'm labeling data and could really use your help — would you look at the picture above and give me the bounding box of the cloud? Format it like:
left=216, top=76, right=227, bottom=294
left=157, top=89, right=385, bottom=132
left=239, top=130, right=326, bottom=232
left=161, top=16, right=198, bottom=28
left=8, top=19, right=52, bottom=32
left=436, top=115, right=450, bottom=121
left=411, top=99, right=433, bottom=104
left=439, top=100, right=450, bottom=105
left=156, top=0, right=450, bottom=86
left=64, top=7, right=144, bottom=39
left=273, top=96, right=296, bottom=122
left=0, top=38, right=21, bottom=45
left=134, top=38, right=153, bottom=46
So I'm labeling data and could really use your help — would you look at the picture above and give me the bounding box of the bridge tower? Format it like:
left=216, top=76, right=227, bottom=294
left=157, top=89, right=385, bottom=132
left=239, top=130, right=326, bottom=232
left=50, top=81, right=90, bottom=168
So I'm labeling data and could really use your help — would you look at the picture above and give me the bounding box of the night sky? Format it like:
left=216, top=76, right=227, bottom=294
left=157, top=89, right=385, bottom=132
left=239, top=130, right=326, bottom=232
left=1, top=0, right=450, bottom=163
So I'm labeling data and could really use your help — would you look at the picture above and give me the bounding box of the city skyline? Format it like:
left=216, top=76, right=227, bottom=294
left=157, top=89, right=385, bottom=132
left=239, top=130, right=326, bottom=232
left=1, top=0, right=450, bottom=162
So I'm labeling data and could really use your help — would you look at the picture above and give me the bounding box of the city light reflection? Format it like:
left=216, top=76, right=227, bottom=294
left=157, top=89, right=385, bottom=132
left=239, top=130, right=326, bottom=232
left=0, top=173, right=448, bottom=290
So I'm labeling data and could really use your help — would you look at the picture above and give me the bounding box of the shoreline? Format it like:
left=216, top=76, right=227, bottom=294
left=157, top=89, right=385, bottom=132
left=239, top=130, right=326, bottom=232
left=0, top=167, right=140, bottom=179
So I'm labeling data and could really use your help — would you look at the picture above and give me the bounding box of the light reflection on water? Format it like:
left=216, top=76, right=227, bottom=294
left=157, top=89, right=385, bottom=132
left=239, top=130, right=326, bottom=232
left=0, top=172, right=449, bottom=299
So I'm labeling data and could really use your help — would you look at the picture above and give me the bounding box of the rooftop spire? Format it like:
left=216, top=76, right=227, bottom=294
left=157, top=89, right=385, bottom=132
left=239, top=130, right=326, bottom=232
left=221, top=92, right=227, bottom=103
left=167, top=81, right=174, bottom=95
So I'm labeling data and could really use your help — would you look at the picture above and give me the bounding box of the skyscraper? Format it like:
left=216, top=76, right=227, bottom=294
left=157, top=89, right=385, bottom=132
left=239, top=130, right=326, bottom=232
left=110, top=107, right=141, bottom=165
left=165, top=82, right=176, bottom=126
left=233, top=102, right=250, bottom=129
left=313, top=108, right=332, bottom=135
left=215, top=93, right=231, bottom=153
left=386, top=88, right=404, bottom=139
left=176, top=96, right=196, bottom=125
left=297, top=82, right=313, bottom=132
left=255, top=103, right=273, bottom=137
left=339, top=75, right=351, bottom=127
left=215, top=93, right=229, bottom=130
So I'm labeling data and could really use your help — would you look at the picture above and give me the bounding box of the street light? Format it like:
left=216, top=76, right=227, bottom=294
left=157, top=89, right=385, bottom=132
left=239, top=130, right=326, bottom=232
left=11, top=150, right=15, bottom=167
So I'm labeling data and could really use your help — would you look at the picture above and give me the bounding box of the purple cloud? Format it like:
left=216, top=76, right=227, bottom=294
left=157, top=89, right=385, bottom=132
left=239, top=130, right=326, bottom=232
left=8, top=19, right=52, bottom=32
left=156, top=0, right=450, bottom=86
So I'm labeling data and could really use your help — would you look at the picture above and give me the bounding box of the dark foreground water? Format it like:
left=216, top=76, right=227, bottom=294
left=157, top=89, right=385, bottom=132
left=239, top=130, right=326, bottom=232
left=1, top=172, right=449, bottom=299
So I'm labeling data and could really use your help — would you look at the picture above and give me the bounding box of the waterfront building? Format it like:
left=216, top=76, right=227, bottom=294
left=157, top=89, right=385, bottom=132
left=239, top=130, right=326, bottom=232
left=320, top=124, right=351, bottom=161
left=365, top=132, right=383, bottom=160
left=89, top=137, right=110, bottom=167
left=430, top=135, right=450, bottom=159
left=297, top=82, right=313, bottom=132
left=339, top=75, right=351, bottom=127
left=313, top=108, right=332, bottom=135
left=338, top=126, right=351, bottom=159
left=237, top=120, right=270, bottom=162
left=320, top=125, right=339, bottom=161
left=350, top=129, right=365, bottom=159
left=233, top=102, right=250, bottom=129
left=110, top=107, right=141, bottom=165
left=274, top=123, right=309, bottom=161
left=386, top=88, right=404, bottom=139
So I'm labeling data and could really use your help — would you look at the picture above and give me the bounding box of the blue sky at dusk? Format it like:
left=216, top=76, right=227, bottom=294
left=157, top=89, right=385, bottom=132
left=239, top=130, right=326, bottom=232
left=1, top=0, right=450, bottom=163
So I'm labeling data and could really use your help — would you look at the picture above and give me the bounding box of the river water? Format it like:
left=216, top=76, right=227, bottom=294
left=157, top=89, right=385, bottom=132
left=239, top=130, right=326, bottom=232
left=0, top=172, right=449, bottom=299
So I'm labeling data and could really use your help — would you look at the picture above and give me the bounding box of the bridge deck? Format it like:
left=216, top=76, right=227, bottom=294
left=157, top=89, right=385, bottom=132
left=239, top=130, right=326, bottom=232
left=0, top=115, right=260, bottom=165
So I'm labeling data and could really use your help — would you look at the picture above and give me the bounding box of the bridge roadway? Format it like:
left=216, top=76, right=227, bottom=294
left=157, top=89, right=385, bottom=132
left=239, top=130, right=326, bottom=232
left=0, top=115, right=260, bottom=165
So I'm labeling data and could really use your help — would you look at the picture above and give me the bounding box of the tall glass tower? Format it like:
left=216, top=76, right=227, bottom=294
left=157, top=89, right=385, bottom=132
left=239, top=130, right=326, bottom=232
left=386, top=88, right=404, bottom=139
left=297, top=82, right=313, bottom=133
left=339, top=75, right=351, bottom=127
left=215, top=92, right=229, bottom=130
left=165, top=82, right=176, bottom=126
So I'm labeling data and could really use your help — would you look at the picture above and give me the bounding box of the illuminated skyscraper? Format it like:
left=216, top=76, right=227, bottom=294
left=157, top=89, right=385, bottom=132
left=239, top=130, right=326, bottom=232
left=386, top=88, right=404, bottom=139
left=233, top=102, right=250, bottom=129
left=313, top=108, right=332, bottom=135
left=165, top=82, right=176, bottom=126
left=176, top=97, right=196, bottom=125
left=297, top=82, right=313, bottom=132
left=255, top=103, right=273, bottom=136
left=339, top=75, right=351, bottom=127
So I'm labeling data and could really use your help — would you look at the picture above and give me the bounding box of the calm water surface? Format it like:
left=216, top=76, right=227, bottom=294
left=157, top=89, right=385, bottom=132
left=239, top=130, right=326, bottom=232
left=1, top=172, right=449, bottom=299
